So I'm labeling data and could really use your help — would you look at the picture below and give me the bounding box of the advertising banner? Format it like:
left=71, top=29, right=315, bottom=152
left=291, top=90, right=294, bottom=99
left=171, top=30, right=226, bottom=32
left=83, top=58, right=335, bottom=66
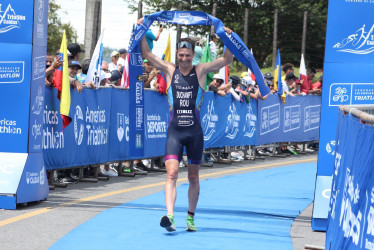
left=325, top=112, right=374, bottom=249
left=32, top=0, right=49, bottom=46
left=313, top=0, right=374, bottom=230
left=0, top=0, right=34, bottom=44
left=28, top=45, right=47, bottom=153
left=0, top=43, right=32, bottom=153
left=42, top=89, right=321, bottom=170
left=257, top=94, right=321, bottom=145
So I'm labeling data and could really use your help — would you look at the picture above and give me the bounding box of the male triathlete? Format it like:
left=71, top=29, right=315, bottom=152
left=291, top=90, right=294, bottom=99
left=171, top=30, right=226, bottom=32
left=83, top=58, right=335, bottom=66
left=139, top=18, right=233, bottom=232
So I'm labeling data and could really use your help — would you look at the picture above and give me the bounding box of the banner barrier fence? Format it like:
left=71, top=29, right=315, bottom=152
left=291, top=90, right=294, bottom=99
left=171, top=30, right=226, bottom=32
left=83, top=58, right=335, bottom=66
left=42, top=87, right=321, bottom=170
left=325, top=106, right=374, bottom=249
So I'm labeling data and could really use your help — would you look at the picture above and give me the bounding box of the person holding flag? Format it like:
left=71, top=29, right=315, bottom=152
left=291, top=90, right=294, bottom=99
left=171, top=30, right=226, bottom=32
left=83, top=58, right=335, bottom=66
left=138, top=18, right=234, bottom=233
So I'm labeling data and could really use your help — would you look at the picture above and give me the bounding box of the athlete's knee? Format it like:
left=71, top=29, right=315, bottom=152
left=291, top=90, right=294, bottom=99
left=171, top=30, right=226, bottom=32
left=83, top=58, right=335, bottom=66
left=188, top=172, right=199, bottom=184
left=167, top=169, right=179, bottom=182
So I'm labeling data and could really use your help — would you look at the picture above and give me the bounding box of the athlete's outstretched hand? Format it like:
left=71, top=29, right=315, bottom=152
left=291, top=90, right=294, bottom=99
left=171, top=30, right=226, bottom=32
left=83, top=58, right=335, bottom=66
left=224, top=27, right=232, bottom=34
left=137, top=17, right=143, bottom=25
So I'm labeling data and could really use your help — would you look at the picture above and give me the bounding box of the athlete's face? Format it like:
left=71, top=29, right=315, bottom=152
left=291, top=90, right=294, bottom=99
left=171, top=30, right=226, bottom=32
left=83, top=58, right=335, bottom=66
left=177, top=48, right=195, bottom=68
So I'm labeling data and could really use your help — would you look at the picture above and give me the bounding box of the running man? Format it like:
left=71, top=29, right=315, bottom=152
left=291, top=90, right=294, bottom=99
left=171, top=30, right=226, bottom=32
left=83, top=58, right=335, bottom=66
left=139, top=19, right=234, bottom=232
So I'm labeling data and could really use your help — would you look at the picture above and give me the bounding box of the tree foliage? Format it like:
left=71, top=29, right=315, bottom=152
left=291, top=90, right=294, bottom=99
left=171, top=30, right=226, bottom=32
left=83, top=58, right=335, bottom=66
left=47, top=0, right=78, bottom=54
left=126, top=0, right=328, bottom=69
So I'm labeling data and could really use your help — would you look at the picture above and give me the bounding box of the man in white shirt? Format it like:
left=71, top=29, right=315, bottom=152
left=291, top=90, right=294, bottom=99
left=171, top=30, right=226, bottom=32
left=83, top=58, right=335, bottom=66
left=109, top=51, right=120, bottom=72
left=117, top=48, right=127, bottom=67
left=209, top=34, right=218, bottom=61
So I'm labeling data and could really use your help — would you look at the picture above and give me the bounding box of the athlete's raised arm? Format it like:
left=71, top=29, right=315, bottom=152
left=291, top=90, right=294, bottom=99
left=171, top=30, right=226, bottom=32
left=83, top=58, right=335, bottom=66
left=196, top=27, right=234, bottom=89
left=138, top=18, right=174, bottom=84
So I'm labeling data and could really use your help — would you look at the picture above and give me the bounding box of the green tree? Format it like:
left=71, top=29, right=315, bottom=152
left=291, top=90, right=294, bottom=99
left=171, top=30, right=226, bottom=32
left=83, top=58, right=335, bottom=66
left=126, top=0, right=327, bottom=69
left=47, top=0, right=78, bottom=54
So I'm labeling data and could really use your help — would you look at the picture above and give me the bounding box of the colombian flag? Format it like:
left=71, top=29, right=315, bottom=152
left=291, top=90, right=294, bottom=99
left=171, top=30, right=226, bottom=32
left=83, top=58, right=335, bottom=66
left=157, top=33, right=171, bottom=94
left=274, top=49, right=286, bottom=104
left=54, top=31, right=71, bottom=131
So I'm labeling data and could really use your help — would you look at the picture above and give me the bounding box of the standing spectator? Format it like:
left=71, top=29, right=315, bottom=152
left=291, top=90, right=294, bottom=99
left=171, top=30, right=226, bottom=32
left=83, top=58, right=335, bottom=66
left=117, top=48, right=127, bottom=67
left=145, top=26, right=163, bottom=51
left=312, top=75, right=323, bottom=94
left=109, top=51, right=120, bottom=72
left=209, top=34, right=218, bottom=61
left=300, top=67, right=317, bottom=95
left=282, top=72, right=297, bottom=96
left=142, top=59, right=157, bottom=88
left=46, top=52, right=53, bottom=68
left=192, top=38, right=204, bottom=66
left=67, top=43, right=85, bottom=62
left=208, top=74, right=227, bottom=97
left=77, top=59, right=91, bottom=83
left=281, top=63, right=294, bottom=82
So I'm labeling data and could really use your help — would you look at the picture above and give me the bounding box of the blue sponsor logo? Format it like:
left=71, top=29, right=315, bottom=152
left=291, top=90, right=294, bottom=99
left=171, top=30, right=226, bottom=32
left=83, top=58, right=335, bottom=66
left=260, top=103, right=280, bottom=135
left=284, top=105, right=300, bottom=132
left=304, top=105, right=321, bottom=132
left=333, top=24, right=374, bottom=55
left=33, top=56, right=45, bottom=80
left=329, top=83, right=374, bottom=106
left=0, top=3, right=26, bottom=33
left=0, top=61, right=24, bottom=83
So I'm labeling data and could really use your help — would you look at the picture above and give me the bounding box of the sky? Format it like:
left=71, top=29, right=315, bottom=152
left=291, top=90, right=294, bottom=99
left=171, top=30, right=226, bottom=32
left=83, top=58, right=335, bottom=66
left=56, top=0, right=177, bottom=63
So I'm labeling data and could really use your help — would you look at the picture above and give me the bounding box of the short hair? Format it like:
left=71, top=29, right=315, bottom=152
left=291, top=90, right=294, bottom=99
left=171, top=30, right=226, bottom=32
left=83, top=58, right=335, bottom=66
left=81, top=59, right=91, bottom=75
left=308, top=67, right=317, bottom=74
left=177, top=38, right=195, bottom=52
left=282, top=63, right=294, bottom=73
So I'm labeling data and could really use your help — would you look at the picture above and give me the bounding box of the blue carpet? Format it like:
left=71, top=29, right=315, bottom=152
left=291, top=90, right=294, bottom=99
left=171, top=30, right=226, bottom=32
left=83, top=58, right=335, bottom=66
left=51, top=163, right=316, bottom=250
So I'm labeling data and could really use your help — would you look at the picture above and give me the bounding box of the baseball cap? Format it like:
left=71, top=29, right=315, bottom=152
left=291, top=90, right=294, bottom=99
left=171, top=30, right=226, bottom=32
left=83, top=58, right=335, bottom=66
left=67, top=43, right=85, bottom=57
left=243, top=76, right=255, bottom=86
left=68, top=60, right=82, bottom=69
left=213, top=74, right=224, bottom=81
left=240, top=72, right=248, bottom=78
left=143, top=59, right=150, bottom=63
left=285, top=72, right=298, bottom=80
left=111, top=51, right=120, bottom=57
left=119, top=48, right=127, bottom=54
left=264, top=72, right=273, bottom=80
left=109, top=70, right=122, bottom=82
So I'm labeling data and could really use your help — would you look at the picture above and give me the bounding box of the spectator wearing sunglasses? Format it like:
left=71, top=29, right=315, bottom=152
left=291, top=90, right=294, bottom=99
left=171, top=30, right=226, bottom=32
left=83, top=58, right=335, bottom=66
left=109, top=51, right=120, bottom=72
left=208, top=74, right=227, bottom=97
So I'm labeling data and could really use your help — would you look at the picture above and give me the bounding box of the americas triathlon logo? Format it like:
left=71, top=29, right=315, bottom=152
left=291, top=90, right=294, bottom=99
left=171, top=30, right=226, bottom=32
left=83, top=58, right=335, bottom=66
left=333, top=24, right=374, bottom=54
left=74, top=105, right=84, bottom=145
left=0, top=3, right=26, bottom=33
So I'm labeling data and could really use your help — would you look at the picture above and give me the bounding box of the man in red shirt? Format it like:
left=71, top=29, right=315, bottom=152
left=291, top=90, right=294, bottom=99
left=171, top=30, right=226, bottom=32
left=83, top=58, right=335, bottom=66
left=300, top=67, right=319, bottom=95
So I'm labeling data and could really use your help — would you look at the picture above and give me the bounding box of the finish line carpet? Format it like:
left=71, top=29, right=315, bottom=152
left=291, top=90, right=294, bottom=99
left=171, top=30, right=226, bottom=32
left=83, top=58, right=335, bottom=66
left=51, top=163, right=316, bottom=250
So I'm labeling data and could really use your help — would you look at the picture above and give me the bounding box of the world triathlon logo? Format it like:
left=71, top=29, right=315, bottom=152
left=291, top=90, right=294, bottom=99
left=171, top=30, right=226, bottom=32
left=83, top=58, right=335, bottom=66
left=0, top=3, right=27, bottom=33
left=333, top=24, right=374, bottom=54
left=202, top=100, right=218, bottom=141
left=225, top=103, right=240, bottom=139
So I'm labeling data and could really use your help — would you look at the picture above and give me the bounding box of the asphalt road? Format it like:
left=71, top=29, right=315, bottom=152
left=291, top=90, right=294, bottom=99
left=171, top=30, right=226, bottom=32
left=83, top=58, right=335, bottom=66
left=0, top=153, right=325, bottom=250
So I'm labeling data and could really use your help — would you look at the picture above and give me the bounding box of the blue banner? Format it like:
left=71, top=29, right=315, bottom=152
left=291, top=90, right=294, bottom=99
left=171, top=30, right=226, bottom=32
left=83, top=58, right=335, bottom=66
left=325, top=111, right=374, bottom=249
left=128, top=44, right=145, bottom=157
left=129, top=11, right=270, bottom=97
left=42, top=89, right=321, bottom=170
left=257, top=94, right=321, bottom=145
left=313, top=0, right=374, bottom=229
